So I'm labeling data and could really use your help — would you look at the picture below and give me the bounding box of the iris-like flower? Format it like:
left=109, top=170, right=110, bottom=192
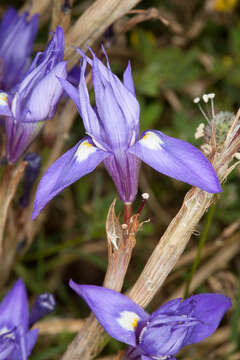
left=70, top=281, right=231, bottom=360
left=32, top=49, right=221, bottom=219
left=29, top=293, right=56, bottom=327
left=0, top=279, right=56, bottom=359
left=0, top=279, right=53, bottom=360
left=0, top=26, right=67, bottom=164
left=0, top=7, right=38, bottom=92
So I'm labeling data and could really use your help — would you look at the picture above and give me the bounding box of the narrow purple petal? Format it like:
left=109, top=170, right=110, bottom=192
left=140, top=325, right=187, bottom=357
left=123, top=61, right=135, bottom=96
left=25, top=61, right=67, bottom=122
left=32, top=137, right=109, bottom=219
left=26, top=329, right=39, bottom=356
left=181, top=293, right=232, bottom=346
left=0, top=8, right=38, bottom=91
left=69, top=281, right=149, bottom=346
left=99, top=82, right=130, bottom=150
left=78, top=49, right=140, bottom=144
left=129, top=130, right=221, bottom=193
left=151, top=298, right=181, bottom=318
left=0, top=279, right=29, bottom=331
left=58, top=77, right=81, bottom=113
left=92, top=54, right=140, bottom=146
left=29, top=293, right=55, bottom=327
left=79, top=58, right=105, bottom=141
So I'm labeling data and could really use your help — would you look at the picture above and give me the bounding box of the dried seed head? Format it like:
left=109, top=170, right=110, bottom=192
left=193, top=93, right=236, bottom=147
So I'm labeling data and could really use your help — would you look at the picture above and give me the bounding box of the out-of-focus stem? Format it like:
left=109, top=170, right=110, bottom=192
left=0, top=161, right=27, bottom=286
left=123, top=202, right=132, bottom=224
left=21, top=0, right=51, bottom=17
left=184, top=201, right=216, bottom=298
left=50, top=0, right=74, bottom=33
left=65, top=0, right=142, bottom=67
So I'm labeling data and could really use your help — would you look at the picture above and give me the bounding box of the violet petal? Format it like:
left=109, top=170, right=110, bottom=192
left=69, top=282, right=149, bottom=346
left=129, top=130, right=221, bottom=193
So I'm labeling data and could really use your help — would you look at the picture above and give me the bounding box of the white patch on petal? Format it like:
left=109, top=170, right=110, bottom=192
left=0, top=326, right=15, bottom=340
left=140, top=131, right=164, bottom=150
left=117, top=311, right=140, bottom=331
left=0, top=92, right=8, bottom=106
left=75, top=140, right=97, bottom=162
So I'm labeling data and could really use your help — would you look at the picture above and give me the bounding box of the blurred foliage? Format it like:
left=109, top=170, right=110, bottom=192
left=1, top=0, right=240, bottom=359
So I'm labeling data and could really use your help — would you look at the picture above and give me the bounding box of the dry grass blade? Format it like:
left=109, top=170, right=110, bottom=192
left=65, top=0, right=142, bottom=67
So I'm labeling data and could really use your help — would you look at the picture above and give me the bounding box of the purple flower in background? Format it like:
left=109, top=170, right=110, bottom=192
left=0, top=279, right=38, bottom=359
left=70, top=282, right=231, bottom=360
left=0, top=26, right=67, bottom=164
left=29, top=293, right=56, bottom=327
left=0, top=7, right=38, bottom=92
left=32, top=49, right=221, bottom=219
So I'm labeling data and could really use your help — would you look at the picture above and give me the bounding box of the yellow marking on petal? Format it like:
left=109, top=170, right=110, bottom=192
left=140, top=131, right=164, bottom=150
left=75, top=140, right=97, bottom=162
left=82, top=141, right=94, bottom=148
left=0, top=92, right=8, bottom=105
left=132, top=317, right=138, bottom=329
left=117, top=311, right=140, bottom=331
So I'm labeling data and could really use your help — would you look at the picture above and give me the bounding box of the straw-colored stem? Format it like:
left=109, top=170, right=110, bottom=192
left=184, top=201, right=216, bottom=298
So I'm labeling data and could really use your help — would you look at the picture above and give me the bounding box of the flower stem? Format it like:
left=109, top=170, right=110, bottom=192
left=124, top=202, right=132, bottom=224
left=184, top=199, right=216, bottom=298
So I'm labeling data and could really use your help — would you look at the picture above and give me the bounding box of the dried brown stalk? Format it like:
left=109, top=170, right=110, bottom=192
left=65, top=0, right=142, bottom=68
left=61, top=199, right=141, bottom=360
left=122, top=8, right=169, bottom=32
left=50, top=0, right=75, bottom=33
left=0, top=161, right=27, bottom=286
left=20, top=0, right=51, bottom=17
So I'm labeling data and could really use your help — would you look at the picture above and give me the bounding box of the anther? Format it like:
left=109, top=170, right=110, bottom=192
left=208, top=93, right=215, bottom=99
left=202, top=94, right=209, bottom=103
left=142, top=193, right=150, bottom=200
left=193, top=97, right=200, bottom=104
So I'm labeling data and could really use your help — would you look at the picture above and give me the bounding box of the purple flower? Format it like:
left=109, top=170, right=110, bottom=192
left=0, top=279, right=38, bottom=359
left=70, top=282, right=231, bottom=360
left=29, top=293, right=56, bottom=327
left=0, top=26, right=67, bottom=164
left=32, top=49, right=221, bottom=219
left=0, top=7, right=38, bottom=92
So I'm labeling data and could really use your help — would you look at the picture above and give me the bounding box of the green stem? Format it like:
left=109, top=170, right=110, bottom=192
left=184, top=200, right=216, bottom=298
